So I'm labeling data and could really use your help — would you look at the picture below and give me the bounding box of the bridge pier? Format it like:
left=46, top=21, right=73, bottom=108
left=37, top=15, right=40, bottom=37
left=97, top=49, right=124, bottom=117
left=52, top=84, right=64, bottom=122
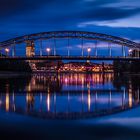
left=108, top=43, right=112, bottom=57
left=12, top=41, right=16, bottom=57
left=67, top=37, right=70, bottom=56
left=0, top=48, right=2, bottom=57
left=39, top=39, right=43, bottom=56
left=94, top=41, right=98, bottom=57
left=53, top=38, right=56, bottom=56
left=137, top=49, right=140, bottom=58
left=81, top=37, right=84, bottom=56
left=122, top=45, right=126, bottom=57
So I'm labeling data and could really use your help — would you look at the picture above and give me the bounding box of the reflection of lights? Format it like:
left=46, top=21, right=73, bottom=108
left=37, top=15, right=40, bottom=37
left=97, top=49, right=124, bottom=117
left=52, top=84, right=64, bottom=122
left=6, top=93, right=9, bottom=112
left=109, top=90, right=112, bottom=103
left=27, top=84, right=31, bottom=92
left=81, top=77, right=84, bottom=88
left=95, top=92, right=98, bottom=101
left=47, top=94, right=50, bottom=112
left=88, top=90, right=91, bottom=111
left=40, top=93, right=42, bottom=103
left=65, top=78, right=68, bottom=83
left=26, top=94, right=31, bottom=102
left=123, top=88, right=126, bottom=101
left=128, top=85, right=133, bottom=108
left=138, top=88, right=140, bottom=102
left=129, top=93, right=132, bottom=108
left=12, top=93, right=16, bottom=112
left=0, top=100, right=2, bottom=105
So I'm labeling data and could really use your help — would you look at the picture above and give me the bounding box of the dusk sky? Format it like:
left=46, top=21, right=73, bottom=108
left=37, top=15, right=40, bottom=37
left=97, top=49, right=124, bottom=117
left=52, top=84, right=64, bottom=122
left=0, top=0, right=140, bottom=42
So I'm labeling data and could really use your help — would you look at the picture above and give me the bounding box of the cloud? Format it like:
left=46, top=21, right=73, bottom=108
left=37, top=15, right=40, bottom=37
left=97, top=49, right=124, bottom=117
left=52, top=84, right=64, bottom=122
left=0, top=0, right=54, bottom=17
left=0, top=0, right=140, bottom=41
left=79, top=7, right=140, bottom=21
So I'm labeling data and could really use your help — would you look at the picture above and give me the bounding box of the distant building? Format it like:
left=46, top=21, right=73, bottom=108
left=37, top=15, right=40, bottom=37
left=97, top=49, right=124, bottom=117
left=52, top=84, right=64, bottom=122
left=26, top=40, right=35, bottom=57
left=128, top=48, right=140, bottom=57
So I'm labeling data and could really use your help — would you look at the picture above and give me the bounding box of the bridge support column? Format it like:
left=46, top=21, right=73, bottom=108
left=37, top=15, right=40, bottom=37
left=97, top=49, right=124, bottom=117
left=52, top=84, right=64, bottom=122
left=12, top=41, right=16, bottom=57
left=53, top=38, right=56, bottom=56
left=137, top=49, right=139, bottom=58
left=40, top=39, right=43, bottom=56
left=108, top=43, right=112, bottom=57
left=81, top=37, right=84, bottom=56
left=94, top=41, right=98, bottom=57
left=122, top=45, right=126, bottom=57
left=67, top=37, right=70, bottom=57
left=12, top=47, right=15, bottom=57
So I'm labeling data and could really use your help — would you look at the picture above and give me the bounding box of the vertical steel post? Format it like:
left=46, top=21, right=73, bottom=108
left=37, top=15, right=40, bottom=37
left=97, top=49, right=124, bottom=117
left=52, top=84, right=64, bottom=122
left=40, top=39, right=43, bottom=56
left=12, top=42, right=16, bottom=57
left=137, top=49, right=139, bottom=58
left=122, top=45, right=126, bottom=57
left=54, top=37, right=56, bottom=56
left=95, top=41, right=97, bottom=57
left=68, top=36, right=70, bottom=57
left=81, top=35, right=84, bottom=57
left=108, top=43, right=112, bottom=57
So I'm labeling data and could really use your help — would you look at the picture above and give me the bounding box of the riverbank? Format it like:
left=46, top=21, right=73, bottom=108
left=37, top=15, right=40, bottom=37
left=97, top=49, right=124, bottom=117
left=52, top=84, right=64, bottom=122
left=0, top=71, right=31, bottom=78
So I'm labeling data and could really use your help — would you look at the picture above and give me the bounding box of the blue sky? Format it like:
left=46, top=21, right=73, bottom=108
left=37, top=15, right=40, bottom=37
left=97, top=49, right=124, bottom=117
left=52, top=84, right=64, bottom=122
left=0, top=0, right=139, bottom=59
left=0, top=0, right=140, bottom=42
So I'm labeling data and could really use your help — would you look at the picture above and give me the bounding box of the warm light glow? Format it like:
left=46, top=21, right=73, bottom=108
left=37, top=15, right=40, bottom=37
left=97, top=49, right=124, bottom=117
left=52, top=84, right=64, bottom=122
left=128, top=49, right=132, bottom=53
left=46, top=48, right=51, bottom=52
left=88, top=90, right=91, bottom=111
left=47, top=94, right=50, bottom=111
left=6, top=93, right=9, bottom=112
left=129, top=91, right=133, bottom=108
left=5, top=48, right=9, bottom=53
left=65, top=78, right=68, bottom=83
left=87, top=47, right=91, bottom=52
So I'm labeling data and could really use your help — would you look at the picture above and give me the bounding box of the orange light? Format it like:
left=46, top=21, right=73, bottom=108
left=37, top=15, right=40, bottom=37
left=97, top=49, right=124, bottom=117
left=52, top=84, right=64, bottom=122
left=5, top=48, right=9, bottom=53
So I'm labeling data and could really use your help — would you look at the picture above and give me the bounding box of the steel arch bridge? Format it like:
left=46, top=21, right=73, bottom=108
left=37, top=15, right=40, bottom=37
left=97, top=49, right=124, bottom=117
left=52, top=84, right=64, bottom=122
left=0, top=31, right=140, bottom=61
left=0, top=31, right=139, bottom=48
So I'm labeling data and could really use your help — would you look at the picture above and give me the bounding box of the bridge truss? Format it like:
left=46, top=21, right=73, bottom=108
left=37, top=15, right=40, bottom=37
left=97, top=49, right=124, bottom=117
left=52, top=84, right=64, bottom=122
left=0, top=31, right=140, bottom=59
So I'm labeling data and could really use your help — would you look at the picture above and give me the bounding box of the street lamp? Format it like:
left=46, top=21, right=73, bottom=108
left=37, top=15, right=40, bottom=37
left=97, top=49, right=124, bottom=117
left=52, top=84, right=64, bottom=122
left=5, top=48, right=10, bottom=56
left=46, top=48, right=51, bottom=56
left=87, top=47, right=91, bottom=56
left=128, top=49, right=133, bottom=57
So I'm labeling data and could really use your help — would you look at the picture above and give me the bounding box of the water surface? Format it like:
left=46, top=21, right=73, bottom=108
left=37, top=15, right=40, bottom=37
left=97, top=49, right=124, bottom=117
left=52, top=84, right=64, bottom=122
left=0, top=73, right=139, bottom=119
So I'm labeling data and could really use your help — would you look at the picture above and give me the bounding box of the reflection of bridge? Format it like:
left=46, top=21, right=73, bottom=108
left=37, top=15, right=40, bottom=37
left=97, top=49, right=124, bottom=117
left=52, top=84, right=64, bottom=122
left=0, top=31, right=140, bottom=61
left=0, top=73, right=139, bottom=119
left=0, top=89, right=139, bottom=119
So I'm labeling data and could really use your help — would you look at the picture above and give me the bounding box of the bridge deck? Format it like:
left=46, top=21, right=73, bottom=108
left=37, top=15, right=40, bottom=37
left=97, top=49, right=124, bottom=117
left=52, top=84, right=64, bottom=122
left=0, top=56, right=139, bottom=61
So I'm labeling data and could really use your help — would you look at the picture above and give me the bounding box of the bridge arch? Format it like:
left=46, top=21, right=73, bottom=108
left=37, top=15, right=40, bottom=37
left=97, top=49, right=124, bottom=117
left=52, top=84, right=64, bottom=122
left=0, top=31, right=139, bottom=48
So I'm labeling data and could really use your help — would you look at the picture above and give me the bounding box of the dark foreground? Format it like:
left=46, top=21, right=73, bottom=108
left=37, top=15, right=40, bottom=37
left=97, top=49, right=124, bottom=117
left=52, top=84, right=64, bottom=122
left=1, top=106, right=140, bottom=140
left=0, top=72, right=140, bottom=140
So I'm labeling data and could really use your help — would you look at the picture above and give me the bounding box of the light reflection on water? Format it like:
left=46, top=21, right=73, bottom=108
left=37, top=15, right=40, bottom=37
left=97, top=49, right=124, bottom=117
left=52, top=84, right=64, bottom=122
left=0, top=73, right=139, bottom=119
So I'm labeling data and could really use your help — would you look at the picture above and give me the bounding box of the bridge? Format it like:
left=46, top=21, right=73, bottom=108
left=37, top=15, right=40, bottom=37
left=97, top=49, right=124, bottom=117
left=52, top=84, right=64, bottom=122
left=0, top=31, right=140, bottom=61
left=0, top=56, right=140, bottom=61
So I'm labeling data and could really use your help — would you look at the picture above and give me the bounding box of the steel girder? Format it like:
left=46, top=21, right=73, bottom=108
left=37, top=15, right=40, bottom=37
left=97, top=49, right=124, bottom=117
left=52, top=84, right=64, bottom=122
left=0, top=31, right=139, bottom=48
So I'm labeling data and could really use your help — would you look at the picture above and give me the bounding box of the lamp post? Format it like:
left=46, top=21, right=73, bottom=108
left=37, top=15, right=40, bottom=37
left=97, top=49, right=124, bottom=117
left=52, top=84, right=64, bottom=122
left=87, top=47, right=91, bottom=56
left=46, top=48, right=51, bottom=56
left=128, top=49, right=132, bottom=57
left=5, top=48, right=10, bottom=56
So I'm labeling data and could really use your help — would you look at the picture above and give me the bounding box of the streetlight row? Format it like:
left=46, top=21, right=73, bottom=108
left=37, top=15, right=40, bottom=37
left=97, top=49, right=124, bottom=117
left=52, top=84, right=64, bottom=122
left=2, top=47, right=135, bottom=57
left=3, top=47, right=92, bottom=56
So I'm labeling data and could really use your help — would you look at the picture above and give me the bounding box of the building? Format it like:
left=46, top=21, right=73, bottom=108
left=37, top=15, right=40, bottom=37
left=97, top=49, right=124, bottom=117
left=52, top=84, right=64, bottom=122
left=129, top=48, right=140, bottom=57
left=26, top=40, right=35, bottom=57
